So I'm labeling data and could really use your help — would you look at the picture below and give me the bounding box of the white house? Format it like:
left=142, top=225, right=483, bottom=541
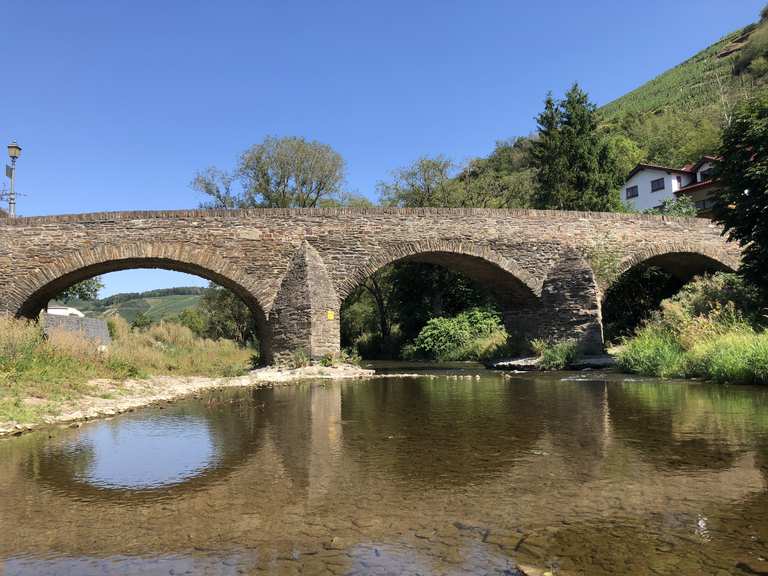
left=621, top=155, right=721, bottom=216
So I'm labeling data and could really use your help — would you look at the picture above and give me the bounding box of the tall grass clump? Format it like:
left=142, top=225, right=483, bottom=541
left=615, top=325, right=686, bottom=378
left=0, top=314, right=254, bottom=423
left=618, top=273, right=767, bottom=385
left=107, top=316, right=253, bottom=377
left=531, top=339, right=581, bottom=370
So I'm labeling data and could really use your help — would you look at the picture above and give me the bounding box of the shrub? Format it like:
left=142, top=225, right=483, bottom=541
left=735, top=22, right=768, bottom=75
left=403, top=308, right=507, bottom=361
left=354, top=330, right=404, bottom=360
left=750, top=56, right=768, bottom=77
left=644, top=196, right=697, bottom=217
left=665, top=273, right=763, bottom=326
left=131, top=311, right=152, bottom=330
left=339, top=348, right=362, bottom=366
left=289, top=348, right=310, bottom=369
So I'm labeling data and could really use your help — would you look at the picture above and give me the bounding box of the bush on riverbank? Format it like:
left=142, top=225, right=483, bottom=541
left=617, top=273, right=768, bottom=384
left=401, top=308, right=512, bottom=361
left=0, top=315, right=253, bottom=422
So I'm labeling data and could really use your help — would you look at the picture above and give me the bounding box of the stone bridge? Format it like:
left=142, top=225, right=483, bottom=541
left=0, top=208, right=741, bottom=363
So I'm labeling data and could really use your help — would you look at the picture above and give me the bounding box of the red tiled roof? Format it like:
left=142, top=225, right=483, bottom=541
left=625, top=155, right=721, bottom=183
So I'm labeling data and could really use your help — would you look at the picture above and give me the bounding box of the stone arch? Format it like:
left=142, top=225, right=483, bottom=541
left=338, top=240, right=541, bottom=307
left=614, top=241, right=738, bottom=286
left=12, top=242, right=273, bottom=360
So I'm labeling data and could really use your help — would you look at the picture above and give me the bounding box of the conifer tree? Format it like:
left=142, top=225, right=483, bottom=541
left=532, top=84, right=624, bottom=211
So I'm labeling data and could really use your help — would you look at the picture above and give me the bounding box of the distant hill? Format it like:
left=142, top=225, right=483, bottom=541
left=63, top=287, right=205, bottom=323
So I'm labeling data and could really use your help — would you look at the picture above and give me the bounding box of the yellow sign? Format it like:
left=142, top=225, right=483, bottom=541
left=327, top=310, right=335, bottom=320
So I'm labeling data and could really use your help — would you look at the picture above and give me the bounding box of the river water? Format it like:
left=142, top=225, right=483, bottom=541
left=2, top=367, right=768, bottom=575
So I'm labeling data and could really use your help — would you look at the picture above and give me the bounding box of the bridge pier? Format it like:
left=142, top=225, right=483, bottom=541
left=503, top=251, right=604, bottom=355
left=268, top=241, right=341, bottom=365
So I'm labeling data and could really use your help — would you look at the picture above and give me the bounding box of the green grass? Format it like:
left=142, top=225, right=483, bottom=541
left=687, top=331, right=768, bottom=385
left=616, top=326, right=687, bottom=378
left=618, top=328, right=768, bottom=385
left=531, top=339, right=581, bottom=370
left=617, top=273, right=768, bottom=385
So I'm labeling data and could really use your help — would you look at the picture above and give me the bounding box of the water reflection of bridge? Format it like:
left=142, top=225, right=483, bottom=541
left=1, top=376, right=767, bottom=574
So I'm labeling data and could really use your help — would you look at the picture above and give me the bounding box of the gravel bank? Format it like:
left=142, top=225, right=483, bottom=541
left=0, top=364, right=377, bottom=438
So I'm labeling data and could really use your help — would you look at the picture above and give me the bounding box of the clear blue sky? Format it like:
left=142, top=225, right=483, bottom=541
left=2, top=0, right=764, bottom=296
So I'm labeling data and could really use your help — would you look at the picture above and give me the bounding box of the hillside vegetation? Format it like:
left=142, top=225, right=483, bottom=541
left=600, top=29, right=757, bottom=120
left=600, top=9, right=768, bottom=168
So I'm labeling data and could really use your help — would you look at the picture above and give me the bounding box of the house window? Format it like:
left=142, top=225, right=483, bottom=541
left=625, top=185, right=638, bottom=199
left=651, top=178, right=665, bottom=192
left=700, top=169, right=713, bottom=181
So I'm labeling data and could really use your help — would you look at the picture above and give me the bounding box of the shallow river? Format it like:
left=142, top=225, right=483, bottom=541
left=3, top=367, right=768, bottom=575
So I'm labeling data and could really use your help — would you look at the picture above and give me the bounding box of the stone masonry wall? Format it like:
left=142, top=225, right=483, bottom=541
left=41, top=313, right=112, bottom=346
left=0, top=208, right=742, bottom=361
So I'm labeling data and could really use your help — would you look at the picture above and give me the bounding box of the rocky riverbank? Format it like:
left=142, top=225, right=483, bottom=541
left=0, top=363, right=377, bottom=438
left=486, top=354, right=618, bottom=371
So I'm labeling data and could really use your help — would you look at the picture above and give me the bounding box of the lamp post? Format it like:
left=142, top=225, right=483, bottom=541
left=6, top=140, right=21, bottom=217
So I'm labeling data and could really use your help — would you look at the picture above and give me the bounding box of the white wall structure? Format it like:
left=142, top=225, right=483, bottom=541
left=46, top=305, right=85, bottom=318
left=621, top=165, right=693, bottom=211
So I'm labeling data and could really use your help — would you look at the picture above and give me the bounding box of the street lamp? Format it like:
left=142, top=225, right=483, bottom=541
left=6, top=140, right=21, bottom=217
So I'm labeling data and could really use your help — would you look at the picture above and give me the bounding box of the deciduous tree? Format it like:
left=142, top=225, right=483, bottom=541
left=193, top=136, right=346, bottom=208
left=378, top=156, right=459, bottom=207
left=57, top=277, right=104, bottom=303
left=712, top=94, right=768, bottom=292
left=198, top=283, right=256, bottom=345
